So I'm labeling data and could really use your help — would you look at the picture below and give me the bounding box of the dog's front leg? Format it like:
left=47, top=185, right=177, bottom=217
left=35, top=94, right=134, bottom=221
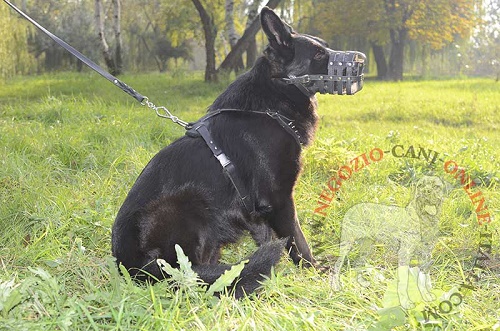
left=397, top=247, right=415, bottom=310
left=270, top=199, right=315, bottom=267
left=417, top=252, right=436, bottom=302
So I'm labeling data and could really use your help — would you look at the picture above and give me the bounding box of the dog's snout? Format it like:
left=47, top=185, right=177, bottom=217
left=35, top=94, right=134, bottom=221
left=322, top=50, right=366, bottom=95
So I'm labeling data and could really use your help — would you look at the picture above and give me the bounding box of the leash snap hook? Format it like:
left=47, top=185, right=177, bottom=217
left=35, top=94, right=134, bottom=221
left=141, top=96, right=188, bottom=128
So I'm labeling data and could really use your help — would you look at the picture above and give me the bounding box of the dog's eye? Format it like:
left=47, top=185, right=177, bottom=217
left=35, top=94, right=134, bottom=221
left=314, top=49, right=326, bottom=60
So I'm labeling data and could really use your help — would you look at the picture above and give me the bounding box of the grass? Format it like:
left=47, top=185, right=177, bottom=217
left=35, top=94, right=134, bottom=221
left=0, top=71, right=499, bottom=330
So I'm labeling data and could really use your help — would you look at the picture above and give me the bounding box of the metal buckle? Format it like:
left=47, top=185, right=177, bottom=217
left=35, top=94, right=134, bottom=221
left=216, top=153, right=231, bottom=167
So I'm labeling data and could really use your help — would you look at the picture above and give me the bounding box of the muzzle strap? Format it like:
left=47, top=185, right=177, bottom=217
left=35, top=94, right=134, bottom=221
left=282, top=50, right=366, bottom=96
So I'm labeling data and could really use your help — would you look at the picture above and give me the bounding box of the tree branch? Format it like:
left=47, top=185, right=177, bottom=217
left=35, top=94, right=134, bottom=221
left=218, top=0, right=281, bottom=72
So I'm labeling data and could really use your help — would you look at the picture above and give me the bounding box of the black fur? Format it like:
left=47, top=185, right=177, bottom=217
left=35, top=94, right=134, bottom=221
left=112, top=7, right=332, bottom=297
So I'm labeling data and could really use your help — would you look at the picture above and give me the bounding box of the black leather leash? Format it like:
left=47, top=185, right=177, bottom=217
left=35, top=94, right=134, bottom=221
left=4, top=0, right=189, bottom=127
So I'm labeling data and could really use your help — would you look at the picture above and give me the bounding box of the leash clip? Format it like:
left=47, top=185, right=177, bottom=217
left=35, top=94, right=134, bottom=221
left=141, top=97, right=188, bottom=128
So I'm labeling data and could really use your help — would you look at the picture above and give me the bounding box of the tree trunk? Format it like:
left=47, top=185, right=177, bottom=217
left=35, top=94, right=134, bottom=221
left=245, top=1, right=261, bottom=69
left=140, top=36, right=162, bottom=72
left=371, top=43, right=387, bottom=80
left=95, top=0, right=117, bottom=75
left=388, top=28, right=407, bottom=81
left=218, top=0, right=281, bottom=73
left=112, top=0, right=123, bottom=75
left=225, top=0, right=244, bottom=72
left=77, top=59, right=83, bottom=72
left=192, top=0, right=218, bottom=82
left=421, top=44, right=429, bottom=77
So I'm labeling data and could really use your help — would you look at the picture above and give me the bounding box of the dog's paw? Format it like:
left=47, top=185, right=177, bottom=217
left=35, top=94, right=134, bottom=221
left=315, top=264, right=330, bottom=273
left=420, top=291, right=437, bottom=302
left=399, top=297, right=416, bottom=310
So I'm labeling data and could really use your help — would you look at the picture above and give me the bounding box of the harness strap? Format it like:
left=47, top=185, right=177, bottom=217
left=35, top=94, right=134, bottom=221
left=266, top=111, right=302, bottom=146
left=194, top=124, right=254, bottom=213
left=186, top=108, right=302, bottom=148
left=185, top=109, right=302, bottom=214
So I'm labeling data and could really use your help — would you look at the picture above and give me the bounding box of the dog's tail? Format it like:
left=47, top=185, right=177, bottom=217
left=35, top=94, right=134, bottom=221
left=192, top=239, right=285, bottom=298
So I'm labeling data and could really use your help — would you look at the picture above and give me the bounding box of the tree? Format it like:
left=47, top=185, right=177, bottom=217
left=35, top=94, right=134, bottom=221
left=15, top=0, right=98, bottom=72
left=191, top=0, right=218, bottom=82
left=224, top=0, right=244, bottom=72
left=313, top=0, right=479, bottom=81
left=217, top=0, right=281, bottom=73
left=123, top=0, right=195, bottom=72
left=467, top=0, right=499, bottom=80
left=191, top=0, right=282, bottom=81
left=312, top=0, right=388, bottom=79
left=152, top=38, right=192, bottom=72
left=112, top=0, right=123, bottom=74
left=244, top=0, right=262, bottom=69
left=95, top=0, right=122, bottom=75
left=0, top=2, right=34, bottom=79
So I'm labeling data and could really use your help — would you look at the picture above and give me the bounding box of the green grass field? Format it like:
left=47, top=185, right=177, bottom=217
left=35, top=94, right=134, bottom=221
left=0, top=72, right=499, bottom=330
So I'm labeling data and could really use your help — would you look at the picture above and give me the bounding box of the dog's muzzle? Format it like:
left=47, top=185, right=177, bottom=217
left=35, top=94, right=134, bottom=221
left=282, top=50, right=366, bottom=96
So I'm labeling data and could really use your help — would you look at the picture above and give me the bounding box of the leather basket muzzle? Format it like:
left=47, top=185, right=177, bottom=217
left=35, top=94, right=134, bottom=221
left=283, top=50, right=366, bottom=96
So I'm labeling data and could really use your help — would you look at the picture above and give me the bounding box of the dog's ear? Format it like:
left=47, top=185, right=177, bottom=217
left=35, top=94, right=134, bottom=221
left=260, top=7, right=294, bottom=50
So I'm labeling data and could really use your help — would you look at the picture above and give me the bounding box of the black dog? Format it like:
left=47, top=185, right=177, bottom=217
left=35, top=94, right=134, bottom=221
left=112, top=7, right=364, bottom=297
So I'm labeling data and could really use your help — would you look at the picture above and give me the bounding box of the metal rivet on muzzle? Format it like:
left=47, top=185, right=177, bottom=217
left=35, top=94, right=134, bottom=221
left=281, top=50, right=366, bottom=96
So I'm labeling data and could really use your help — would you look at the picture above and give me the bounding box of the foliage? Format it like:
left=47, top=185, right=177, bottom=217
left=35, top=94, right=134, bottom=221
left=0, top=73, right=499, bottom=329
left=123, top=0, right=197, bottom=72
left=466, top=0, right=500, bottom=79
left=406, top=0, right=479, bottom=49
left=312, top=0, right=388, bottom=46
left=311, top=0, right=479, bottom=80
left=157, top=245, right=202, bottom=291
left=2, top=0, right=499, bottom=80
left=313, top=0, right=478, bottom=50
left=24, top=0, right=98, bottom=71
left=0, top=2, right=35, bottom=79
left=206, top=261, right=247, bottom=296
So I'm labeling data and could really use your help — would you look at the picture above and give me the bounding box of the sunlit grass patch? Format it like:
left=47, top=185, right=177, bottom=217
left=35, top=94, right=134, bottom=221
left=1, top=73, right=499, bottom=329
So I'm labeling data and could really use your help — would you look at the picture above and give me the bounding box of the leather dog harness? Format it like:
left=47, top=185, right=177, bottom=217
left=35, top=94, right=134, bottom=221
left=185, top=109, right=302, bottom=214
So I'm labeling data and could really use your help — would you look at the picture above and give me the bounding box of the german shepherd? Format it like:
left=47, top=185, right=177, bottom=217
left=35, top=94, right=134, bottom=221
left=112, top=7, right=361, bottom=297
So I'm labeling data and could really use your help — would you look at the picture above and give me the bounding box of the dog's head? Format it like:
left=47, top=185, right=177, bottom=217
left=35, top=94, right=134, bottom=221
left=260, top=7, right=366, bottom=96
left=414, top=176, right=445, bottom=218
